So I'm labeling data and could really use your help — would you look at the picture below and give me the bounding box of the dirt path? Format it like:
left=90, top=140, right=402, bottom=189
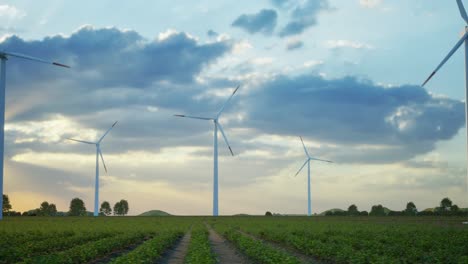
left=207, top=227, right=252, bottom=264
left=238, top=230, right=332, bottom=264
left=159, top=231, right=192, bottom=264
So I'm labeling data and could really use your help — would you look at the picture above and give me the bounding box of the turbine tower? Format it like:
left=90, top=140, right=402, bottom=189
left=421, top=0, right=468, bottom=224
left=67, top=121, right=117, bottom=217
left=295, top=136, right=332, bottom=216
left=0, top=51, right=69, bottom=220
left=175, top=85, right=239, bottom=216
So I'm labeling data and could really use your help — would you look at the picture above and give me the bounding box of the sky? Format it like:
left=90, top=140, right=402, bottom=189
left=0, top=0, right=467, bottom=215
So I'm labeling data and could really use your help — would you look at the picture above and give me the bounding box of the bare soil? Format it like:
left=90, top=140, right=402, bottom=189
left=207, top=226, right=252, bottom=264
left=159, top=231, right=192, bottom=264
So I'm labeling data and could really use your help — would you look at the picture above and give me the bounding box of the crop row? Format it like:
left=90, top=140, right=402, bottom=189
left=110, top=231, right=183, bottom=263
left=0, top=230, right=75, bottom=251
left=213, top=223, right=301, bottom=264
left=1, top=231, right=115, bottom=263
left=21, top=232, right=145, bottom=264
left=184, top=225, right=216, bottom=264
left=217, top=217, right=468, bottom=263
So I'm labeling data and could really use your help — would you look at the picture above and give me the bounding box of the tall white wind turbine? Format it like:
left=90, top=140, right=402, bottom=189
left=421, top=0, right=468, bottom=224
left=174, top=85, right=240, bottom=216
left=67, top=121, right=117, bottom=217
left=295, top=136, right=332, bottom=216
left=0, top=51, right=69, bottom=220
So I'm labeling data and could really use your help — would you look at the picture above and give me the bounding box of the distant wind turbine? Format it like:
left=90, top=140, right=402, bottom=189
left=421, top=0, right=468, bottom=224
left=0, top=51, right=69, bottom=220
left=295, top=136, right=332, bottom=216
left=67, top=121, right=117, bottom=217
left=175, top=85, right=240, bottom=216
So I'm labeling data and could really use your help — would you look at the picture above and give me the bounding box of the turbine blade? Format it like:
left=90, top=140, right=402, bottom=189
left=173, top=114, right=213, bottom=120
left=98, top=121, right=118, bottom=143
left=67, top=138, right=95, bottom=145
left=299, top=136, right=310, bottom=157
left=217, top=122, right=234, bottom=156
left=457, top=0, right=468, bottom=24
left=2, top=51, right=70, bottom=68
left=310, top=157, right=333, bottom=163
left=295, top=159, right=309, bottom=177
left=422, top=32, right=468, bottom=86
left=216, top=85, right=240, bottom=118
left=99, top=149, right=108, bottom=173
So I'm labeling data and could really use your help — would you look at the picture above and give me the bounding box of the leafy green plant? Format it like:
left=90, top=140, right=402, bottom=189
left=220, top=227, right=301, bottom=264
left=110, top=231, right=182, bottom=263
left=185, top=225, right=216, bottom=264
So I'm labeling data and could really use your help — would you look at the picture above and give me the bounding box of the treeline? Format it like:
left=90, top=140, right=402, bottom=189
left=325, top=197, right=467, bottom=217
left=2, top=194, right=129, bottom=217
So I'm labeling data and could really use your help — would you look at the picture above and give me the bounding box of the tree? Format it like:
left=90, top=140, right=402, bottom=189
left=360, top=211, right=369, bottom=216
left=39, top=201, right=57, bottom=216
left=100, top=201, right=112, bottom=216
left=47, top=203, right=57, bottom=216
left=39, top=201, right=49, bottom=214
left=69, top=198, right=87, bottom=216
left=440, top=197, right=452, bottom=211
left=3, top=194, right=12, bottom=213
left=388, top=210, right=403, bottom=216
left=404, top=202, right=417, bottom=216
left=369, top=204, right=386, bottom=216
left=435, top=197, right=453, bottom=215
left=265, top=211, right=273, bottom=216
left=120, top=200, right=129, bottom=215
left=113, top=201, right=122, bottom=216
left=348, top=204, right=359, bottom=216
left=6, top=211, right=21, bottom=216
left=114, top=200, right=129, bottom=216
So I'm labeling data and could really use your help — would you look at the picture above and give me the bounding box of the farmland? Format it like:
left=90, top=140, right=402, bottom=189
left=0, top=216, right=467, bottom=263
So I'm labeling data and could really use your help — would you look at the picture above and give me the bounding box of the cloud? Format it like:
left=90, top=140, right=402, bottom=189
left=275, top=0, right=331, bottom=37
left=243, top=74, right=465, bottom=163
left=0, top=26, right=24, bottom=33
left=232, top=9, right=278, bottom=35
left=207, top=29, right=219, bottom=37
left=0, top=5, right=26, bottom=19
left=326, top=40, right=373, bottom=49
left=359, top=0, right=383, bottom=8
left=286, top=39, right=304, bottom=50
left=0, top=26, right=232, bottom=89
left=0, top=25, right=234, bottom=125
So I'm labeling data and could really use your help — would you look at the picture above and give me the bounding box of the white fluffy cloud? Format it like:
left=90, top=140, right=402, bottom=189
left=0, top=5, right=26, bottom=19
left=359, top=0, right=382, bottom=8
left=326, top=40, right=374, bottom=49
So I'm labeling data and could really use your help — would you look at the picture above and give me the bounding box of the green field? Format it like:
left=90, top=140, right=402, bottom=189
left=0, top=216, right=467, bottom=263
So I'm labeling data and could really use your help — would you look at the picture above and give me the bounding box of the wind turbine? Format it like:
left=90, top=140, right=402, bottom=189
left=67, top=121, right=117, bottom=217
left=174, top=85, right=240, bottom=216
left=421, top=0, right=468, bottom=224
left=295, top=136, right=332, bottom=216
left=0, top=51, right=69, bottom=220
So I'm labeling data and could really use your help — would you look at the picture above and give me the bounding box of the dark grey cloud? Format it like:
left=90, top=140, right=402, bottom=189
left=0, top=26, right=233, bottom=122
left=207, top=29, right=219, bottom=37
left=0, top=26, right=236, bottom=159
left=243, top=74, right=465, bottom=163
left=272, top=0, right=331, bottom=37
left=0, top=26, right=232, bottom=89
left=232, top=9, right=277, bottom=35
left=286, top=40, right=304, bottom=50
